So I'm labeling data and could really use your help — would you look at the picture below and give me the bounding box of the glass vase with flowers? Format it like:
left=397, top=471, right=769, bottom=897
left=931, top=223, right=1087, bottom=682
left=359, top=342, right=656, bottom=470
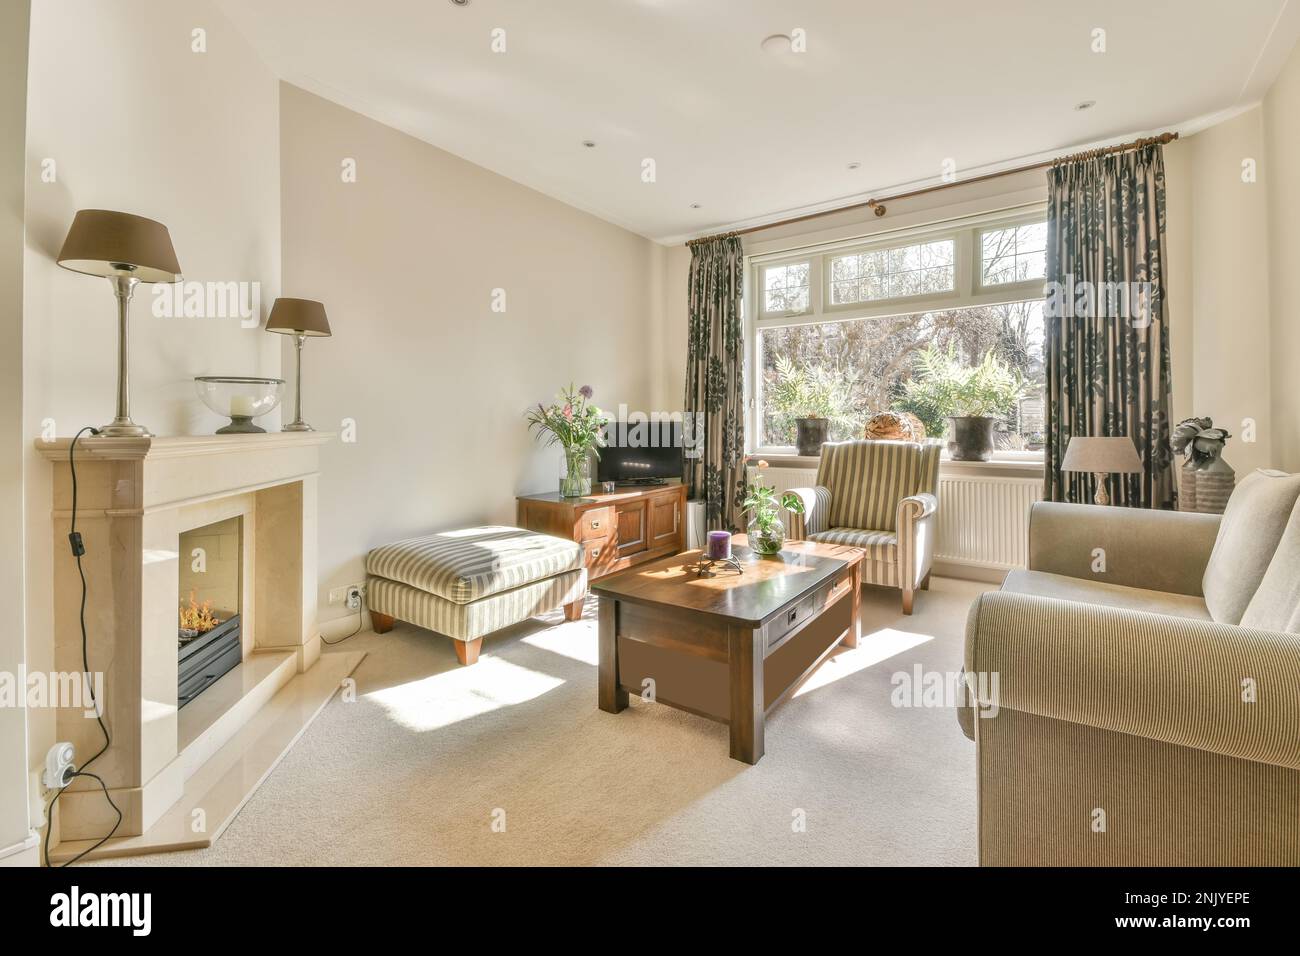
left=525, top=384, right=610, bottom=497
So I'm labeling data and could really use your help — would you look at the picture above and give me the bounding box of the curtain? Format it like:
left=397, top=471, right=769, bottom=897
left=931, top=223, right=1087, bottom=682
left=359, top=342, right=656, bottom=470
left=684, top=234, right=748, bottom=531
left=1043, top=144, right=1176, bottom=508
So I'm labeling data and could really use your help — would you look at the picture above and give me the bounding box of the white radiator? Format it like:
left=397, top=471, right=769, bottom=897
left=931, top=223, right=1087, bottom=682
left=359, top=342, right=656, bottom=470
left=935, top=472, right=1042, bottom=571
left=752, top=465, right=1041, bottom=573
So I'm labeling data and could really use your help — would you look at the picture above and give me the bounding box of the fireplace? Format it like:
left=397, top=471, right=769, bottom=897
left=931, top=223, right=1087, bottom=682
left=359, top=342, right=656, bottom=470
left=178, top=516, right=243, bottom=707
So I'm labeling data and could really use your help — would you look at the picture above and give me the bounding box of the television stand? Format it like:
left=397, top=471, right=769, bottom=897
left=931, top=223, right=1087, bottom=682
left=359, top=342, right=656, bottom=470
left=516, top=482, right=687, bottom=583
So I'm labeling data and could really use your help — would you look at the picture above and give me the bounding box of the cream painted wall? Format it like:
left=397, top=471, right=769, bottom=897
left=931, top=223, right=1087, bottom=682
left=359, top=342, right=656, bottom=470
left=1265, top=39, right=1300, bottom=472
left=22, top=0, right=281, bottom=821
left=278, top=85, right=662, bottom=631
left=1165, top=111, right=1274, bottom=477
left=1, top=0, right=33, bottom=863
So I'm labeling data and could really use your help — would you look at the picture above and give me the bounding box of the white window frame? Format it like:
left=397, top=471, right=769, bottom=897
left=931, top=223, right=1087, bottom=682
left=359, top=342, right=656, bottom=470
left=974, top=211, right=1050, bottom=296
left=756, top=256, right=819, bottom=319
left=746, top=204, right=1049, bottom=459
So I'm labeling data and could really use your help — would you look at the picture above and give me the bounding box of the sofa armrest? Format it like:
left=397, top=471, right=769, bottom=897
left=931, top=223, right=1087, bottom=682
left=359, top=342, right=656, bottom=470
left=964, top=590, right=1300, bottom=770
left=1027, top=501, right=1220, bottom=596
left=898, top=493, right=938, bottom=590
left=785, top=485, right=831, bottom=539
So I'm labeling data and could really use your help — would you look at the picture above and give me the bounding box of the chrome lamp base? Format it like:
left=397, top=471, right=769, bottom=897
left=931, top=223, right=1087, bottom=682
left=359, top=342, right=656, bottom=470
left=281, top=420, right=314, bottom=432
left=97, top=420, right=153, bottom=438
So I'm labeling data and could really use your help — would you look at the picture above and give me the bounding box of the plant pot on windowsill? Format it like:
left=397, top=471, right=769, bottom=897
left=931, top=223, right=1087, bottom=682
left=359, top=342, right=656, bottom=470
left=948, top=416, right=996, bottom=462
left=795, top=417, right=829, bottom=456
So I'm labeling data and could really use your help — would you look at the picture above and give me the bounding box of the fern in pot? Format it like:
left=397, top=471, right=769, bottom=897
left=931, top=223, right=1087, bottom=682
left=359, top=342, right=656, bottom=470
left=897, top=346, right=1024, bottom=462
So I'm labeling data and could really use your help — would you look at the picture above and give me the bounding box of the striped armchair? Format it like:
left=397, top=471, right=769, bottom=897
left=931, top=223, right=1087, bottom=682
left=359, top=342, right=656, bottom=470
left=786, top=439, right=942, bottom=613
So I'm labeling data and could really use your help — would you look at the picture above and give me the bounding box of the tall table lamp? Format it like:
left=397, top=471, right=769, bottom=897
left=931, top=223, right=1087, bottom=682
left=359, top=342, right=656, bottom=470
left=57, top=209, right=182, bottom=437
left=1061, top=436, right=1143, bottom=505
left=265, top=297, right=331, bottom=432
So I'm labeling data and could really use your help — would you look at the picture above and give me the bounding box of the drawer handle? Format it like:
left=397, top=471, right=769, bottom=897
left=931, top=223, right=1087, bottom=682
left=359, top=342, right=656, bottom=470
left=787, top=608, right=798, bottom=625
left=591, top=547, right=601, bottom=558
left=590, top=520, right=601, bottom=530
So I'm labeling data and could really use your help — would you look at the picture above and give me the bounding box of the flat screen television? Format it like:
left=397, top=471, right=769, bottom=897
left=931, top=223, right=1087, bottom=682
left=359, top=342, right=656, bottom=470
left=597, top=420, right=684, bottom=484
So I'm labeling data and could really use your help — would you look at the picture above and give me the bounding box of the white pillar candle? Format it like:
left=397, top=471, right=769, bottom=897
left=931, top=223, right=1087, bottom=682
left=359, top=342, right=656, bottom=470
left=230, top=394, right=256, bottom=417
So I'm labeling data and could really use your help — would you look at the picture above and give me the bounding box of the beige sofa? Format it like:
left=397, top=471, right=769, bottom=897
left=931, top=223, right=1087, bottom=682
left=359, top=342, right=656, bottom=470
left=961, top=469, right=1300, bottom=865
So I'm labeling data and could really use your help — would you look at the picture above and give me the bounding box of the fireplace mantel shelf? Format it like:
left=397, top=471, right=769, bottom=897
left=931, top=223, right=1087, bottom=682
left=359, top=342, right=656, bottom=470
left=37, top=431, right=335, bottom=461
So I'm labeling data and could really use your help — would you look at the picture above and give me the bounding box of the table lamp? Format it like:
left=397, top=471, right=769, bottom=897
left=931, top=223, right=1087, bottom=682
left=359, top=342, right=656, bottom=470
left=1061, top=436, right=1143, bottom=505
left=57, top=210, right=183, bottom=437
left=265, top=297, right=331, bottom=432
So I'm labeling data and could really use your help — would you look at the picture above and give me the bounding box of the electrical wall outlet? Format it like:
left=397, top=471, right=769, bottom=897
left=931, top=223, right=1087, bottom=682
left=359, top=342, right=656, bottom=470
left=44, top=742, right=75, bottom=791
left=346, top=585, right=364, bottom=610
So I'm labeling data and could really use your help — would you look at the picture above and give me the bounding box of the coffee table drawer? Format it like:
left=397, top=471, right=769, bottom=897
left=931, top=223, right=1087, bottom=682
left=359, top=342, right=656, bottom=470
left=765, top=572, right=852, bottom=652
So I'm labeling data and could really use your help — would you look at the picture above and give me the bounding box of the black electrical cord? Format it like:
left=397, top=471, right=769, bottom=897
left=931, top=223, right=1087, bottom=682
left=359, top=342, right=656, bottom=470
left=43, top=426, right=122, bottom=867
left=320, top=598, right=365, bottom=646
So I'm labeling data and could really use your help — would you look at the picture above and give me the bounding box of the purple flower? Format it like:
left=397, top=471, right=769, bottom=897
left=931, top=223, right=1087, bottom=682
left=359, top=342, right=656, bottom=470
left=578, top=385, right=593, bottom=400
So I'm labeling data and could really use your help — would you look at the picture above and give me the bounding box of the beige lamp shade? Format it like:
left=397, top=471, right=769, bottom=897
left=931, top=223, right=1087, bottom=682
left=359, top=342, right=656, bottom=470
left=265, top=297, right=331, bottom=336
left=57, top=209, right=182, bottom=283
left=1061, top=436, right=1144, bottom=474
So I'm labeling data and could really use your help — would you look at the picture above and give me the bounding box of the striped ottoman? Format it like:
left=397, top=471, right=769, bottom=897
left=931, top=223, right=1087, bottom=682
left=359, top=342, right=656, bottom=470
left=366, top=526, right=587, bottom=664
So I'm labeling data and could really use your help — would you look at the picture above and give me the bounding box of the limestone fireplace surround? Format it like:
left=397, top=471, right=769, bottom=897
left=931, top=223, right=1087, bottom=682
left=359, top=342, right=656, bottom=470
left=37, top=432, right=362, bottom=861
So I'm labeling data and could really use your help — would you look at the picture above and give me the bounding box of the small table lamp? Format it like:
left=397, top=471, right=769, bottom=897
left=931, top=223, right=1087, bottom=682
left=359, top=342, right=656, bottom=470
left=1061, top=436, right=1143, bottom=505
left=57, top=210, right=183, bottom=437
left=265, top=298, right=331, bottom=432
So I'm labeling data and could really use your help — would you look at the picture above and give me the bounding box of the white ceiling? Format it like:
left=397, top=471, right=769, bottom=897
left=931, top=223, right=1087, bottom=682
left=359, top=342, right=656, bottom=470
left=217, top=0, right=1300, bottom=243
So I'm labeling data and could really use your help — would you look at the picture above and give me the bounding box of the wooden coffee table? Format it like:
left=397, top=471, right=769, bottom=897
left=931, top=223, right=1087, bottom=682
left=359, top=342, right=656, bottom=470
left=591, top=536, right=863, bottom=764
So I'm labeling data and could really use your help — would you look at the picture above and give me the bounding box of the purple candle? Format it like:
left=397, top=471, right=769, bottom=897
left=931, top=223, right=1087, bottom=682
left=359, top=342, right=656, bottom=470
left=707, top=530, right=732, bottom=560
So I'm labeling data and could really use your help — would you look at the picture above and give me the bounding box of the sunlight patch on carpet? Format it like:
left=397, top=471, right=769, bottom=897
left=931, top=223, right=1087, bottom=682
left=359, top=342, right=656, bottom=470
left=793, top=627, right=934, bottom=697
left=366, top=656, right=564, bottom=731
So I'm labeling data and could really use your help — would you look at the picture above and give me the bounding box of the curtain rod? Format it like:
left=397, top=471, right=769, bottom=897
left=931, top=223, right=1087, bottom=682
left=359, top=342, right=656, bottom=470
left=685, top=131, right=1179, bottom=247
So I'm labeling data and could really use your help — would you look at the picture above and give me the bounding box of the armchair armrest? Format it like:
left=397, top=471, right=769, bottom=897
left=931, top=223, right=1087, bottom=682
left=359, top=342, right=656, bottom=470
left=899, top=492, right=938, bottom=521
left=785, top=485, right=831, bottom=539
left=1027, top=501, right=1221, bottom=596
left=964, top=590, right=1300, bottom=770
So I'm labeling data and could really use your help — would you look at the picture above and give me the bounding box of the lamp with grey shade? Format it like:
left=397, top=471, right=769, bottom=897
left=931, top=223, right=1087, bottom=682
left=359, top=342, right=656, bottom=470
left=1060, top=436, right=1143, bottom=505
left=265, top=297, right=331, bottom=432
left=57, top=209, right=183, bottom=437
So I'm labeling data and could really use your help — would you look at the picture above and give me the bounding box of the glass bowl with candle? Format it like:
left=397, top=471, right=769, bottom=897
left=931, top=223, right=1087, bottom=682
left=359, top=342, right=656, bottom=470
left=194, top=376, right=286, bottom=434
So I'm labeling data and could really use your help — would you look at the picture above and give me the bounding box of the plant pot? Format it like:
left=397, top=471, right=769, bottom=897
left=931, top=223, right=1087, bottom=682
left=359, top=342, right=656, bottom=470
left=795, top=417, right=829, bottom=456
left=746, top=516, right=786, bottom=555
left=948, top=416, right=996, bottom=462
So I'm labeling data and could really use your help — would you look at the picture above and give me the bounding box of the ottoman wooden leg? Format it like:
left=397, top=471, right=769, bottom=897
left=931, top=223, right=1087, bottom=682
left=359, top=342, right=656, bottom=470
left=372, top=611, right=395, bottom=633
left=563, top=598, right=584, bottom=622
left=454, top=638, right=482, bottom=666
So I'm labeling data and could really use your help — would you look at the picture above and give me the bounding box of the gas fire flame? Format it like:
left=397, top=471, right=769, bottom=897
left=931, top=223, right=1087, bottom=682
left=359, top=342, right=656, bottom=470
left=179, top=591, right=220, bottom=633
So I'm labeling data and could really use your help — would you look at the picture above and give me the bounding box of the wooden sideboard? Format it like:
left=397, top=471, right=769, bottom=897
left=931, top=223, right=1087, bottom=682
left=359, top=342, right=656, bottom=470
left=516, top=482, right=687, bottom=582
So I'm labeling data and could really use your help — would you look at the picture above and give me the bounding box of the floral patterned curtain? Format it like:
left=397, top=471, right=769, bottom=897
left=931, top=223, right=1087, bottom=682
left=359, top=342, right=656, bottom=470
left=1044, top=144, right=1176, bottom=509
left=684, top=234, right=748, bottom=530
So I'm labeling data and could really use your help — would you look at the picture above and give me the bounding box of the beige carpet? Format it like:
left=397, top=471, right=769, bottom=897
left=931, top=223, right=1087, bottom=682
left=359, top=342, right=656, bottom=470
left=99, top=576, right=990, bottom=867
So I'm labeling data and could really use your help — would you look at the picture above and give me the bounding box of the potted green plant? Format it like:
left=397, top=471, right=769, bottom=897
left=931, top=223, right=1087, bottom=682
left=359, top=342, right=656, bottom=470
left=525, top=384, right=609, bottom=497
left=741, top=466, right=806, bottom=555
left=896, top=345, right=1024, bottom=461
left=767, top=356, right=849, bottom=455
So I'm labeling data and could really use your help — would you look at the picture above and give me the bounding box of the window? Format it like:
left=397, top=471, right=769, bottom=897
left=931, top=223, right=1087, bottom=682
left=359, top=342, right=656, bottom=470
left=761, top=261, right=811, bottom=315
left=748, top=208, right=1049, bottom=457
left=979, top=221, right=1047, bottom=286
left=756, top=301, right=1046, bottom=451
left=829, top=237, right=954, bottom=306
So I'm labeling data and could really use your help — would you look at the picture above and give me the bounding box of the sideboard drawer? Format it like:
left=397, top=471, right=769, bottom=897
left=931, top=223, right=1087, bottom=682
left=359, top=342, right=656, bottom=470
left=577, top=506, right=615, bottom=542
left=583, top=535, right=616, bottom=575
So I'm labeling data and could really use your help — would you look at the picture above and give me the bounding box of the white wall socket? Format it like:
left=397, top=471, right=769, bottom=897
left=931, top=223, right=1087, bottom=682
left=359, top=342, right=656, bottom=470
left=328, top=583, right=366, bottom=608
left=44, top=742, right=75, bottom=791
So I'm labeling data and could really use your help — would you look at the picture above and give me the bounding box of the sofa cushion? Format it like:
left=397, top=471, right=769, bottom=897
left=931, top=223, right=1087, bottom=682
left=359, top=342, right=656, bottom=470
left=1240, top=497, right=1300, bottom=633
left=1202, top=470, right=1300, bottom=625
left=809, top=527, right=896, bottom=563
left=366, top=526, right=583, bottom=605
left=1001, top=568, right=1212, bottom=621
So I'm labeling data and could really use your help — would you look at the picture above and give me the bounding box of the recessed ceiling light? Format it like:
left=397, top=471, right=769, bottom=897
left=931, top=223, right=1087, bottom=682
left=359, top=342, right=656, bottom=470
left=449, top=0, right=470, bottom=6
left=847, top=162, right=861, bottom=170
left=761, top=34, right=793, bottom=54
left=582, top=140, right=596, bottom=148
left=1074, top=100, right=1096, bottom=111
left=689, top=203, right=702, bottom=209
